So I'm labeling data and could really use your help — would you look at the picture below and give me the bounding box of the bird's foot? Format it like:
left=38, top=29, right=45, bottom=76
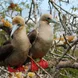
left=31, top=59, right=48, bottom=71
left=8, top=65, right=25, bottom=72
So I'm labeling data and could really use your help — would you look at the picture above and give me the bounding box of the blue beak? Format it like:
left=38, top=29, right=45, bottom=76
left=51, top=19, right=59, bottom=24
left=10, top=25, right=19, bottom=37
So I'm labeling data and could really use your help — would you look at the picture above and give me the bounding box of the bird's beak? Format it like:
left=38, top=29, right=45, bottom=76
left=50, top=19, right=59, bottom=24
left=10, top=24, right=19, bottom=37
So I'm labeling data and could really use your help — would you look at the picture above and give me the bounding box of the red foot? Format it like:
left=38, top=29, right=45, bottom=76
left=31, top=60, right=38, bottom=71
left=31, top=59, right=48, bottom=71
left=8, top=66, right=25, bottom=72
left=39, top=59, right=48, bottom=69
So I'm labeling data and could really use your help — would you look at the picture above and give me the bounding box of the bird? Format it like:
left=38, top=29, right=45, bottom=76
left=0, top=14, right=57, bottom=59
left=29, top=14, right=57, bottom=58
left=0, top=14, right=58, bottom=71
left=0, top=16, right=31, bottom=66
left=27, top=14, right=58, bottom=71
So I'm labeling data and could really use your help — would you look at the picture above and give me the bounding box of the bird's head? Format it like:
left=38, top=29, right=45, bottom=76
left=40, top=14, right=58, bottom=24
left=11, top=16, right=25, bottom=37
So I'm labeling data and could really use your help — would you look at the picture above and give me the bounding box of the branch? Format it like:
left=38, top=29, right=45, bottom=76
left=63, top=34, right=70, bottom=46
left=48, top=59, right=78, bottom=69
left=28, top=55, right=53, bottom=78
left=32, top=0, right=37, bottom=24
left=57, top=39, right=78, bottom=65
left=48, top=1, right=52, bottom=14
left=49, top=0, right=78, bottom=17
left=52, top=39, right=78, bottom=77
left=58, top=13, right=67, bottom=34
left=25, top=2, right=33, bottom=24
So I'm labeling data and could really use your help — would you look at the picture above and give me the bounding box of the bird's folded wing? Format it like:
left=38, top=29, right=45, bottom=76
left=28, top=30, right=37, bottom=44
left=0, top=44, right=14, bottom=61
left=3, top=40, right=11, bottom=45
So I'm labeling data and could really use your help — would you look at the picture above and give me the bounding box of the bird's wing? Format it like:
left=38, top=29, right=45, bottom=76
left=28, top=30, right=37, bottom=44
left=3, top=40, right=11, bottom=45
left=0, top=44, right=14, bottom=61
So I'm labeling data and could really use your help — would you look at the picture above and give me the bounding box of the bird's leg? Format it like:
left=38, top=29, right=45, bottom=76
left=29, top=56, right=49, bottom=71
left=8, top=65, right=25, bottom=72
left=38, top=58, right=48, bottom=69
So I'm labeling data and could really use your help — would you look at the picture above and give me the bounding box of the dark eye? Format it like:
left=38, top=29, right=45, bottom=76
left=47, top=17, right=51, bottom=20
left=18, top=24, right=21, bottom=26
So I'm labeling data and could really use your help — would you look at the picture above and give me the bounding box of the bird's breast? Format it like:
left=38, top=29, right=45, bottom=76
left=12, top=27, right=31, bottom=52
left=38, top=26, right=53, bottom=42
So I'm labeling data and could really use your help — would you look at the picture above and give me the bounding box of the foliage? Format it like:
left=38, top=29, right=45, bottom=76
left=0, top=30, right=8, bottom=45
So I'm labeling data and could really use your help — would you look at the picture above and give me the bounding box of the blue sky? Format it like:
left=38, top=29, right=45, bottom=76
left=4, top=0, right=78, bottom=11
left=40, top=0, right=78, bottom=14
left=6, top=0, right=78, bottom=15
left=2, top=0, right=78, bottom=21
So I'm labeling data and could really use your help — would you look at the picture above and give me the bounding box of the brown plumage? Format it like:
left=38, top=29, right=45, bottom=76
left=0, top=14, right=57, bottom=60
left=29, top=14, right=55, bottom=58
left=0, top=16, right=31, bottom=66
left=0, top=44, right=13, bottom=61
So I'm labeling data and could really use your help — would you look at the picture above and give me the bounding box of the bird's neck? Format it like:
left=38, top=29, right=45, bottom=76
left=39, top=21, right=49, bottom=25
left=13, top=26, right=27, bottom=39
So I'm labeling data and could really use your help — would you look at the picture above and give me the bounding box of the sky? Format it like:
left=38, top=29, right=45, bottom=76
left=21, top=0, right=78, bottom=21
left=2, top=0, right=78, bottom=16
left=1, top=0, right=78, bottom=37
left=1, top=0, right=78, bottom=22
left=9, top=0, right=78, bottom=11
left=2, top=0, right=78, bottom=11
left=40, top=0, right=78, bottom=14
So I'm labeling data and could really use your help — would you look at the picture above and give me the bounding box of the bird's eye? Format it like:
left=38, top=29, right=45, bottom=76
left=47, top=17, right=51, bottom=20
left=17, top=24, right=21, bottom=26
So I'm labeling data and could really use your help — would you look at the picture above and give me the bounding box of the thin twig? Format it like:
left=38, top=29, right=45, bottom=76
left=63, top=34, right=70, bottom=46
left=25, top=1, right=33, bottom=24
left=49, top=0, right=78, bottom=17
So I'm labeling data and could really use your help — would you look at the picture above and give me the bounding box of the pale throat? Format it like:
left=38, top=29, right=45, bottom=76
left=39, top=20, right=49, bottom=25
left=38, top=23, right=53, bottom=41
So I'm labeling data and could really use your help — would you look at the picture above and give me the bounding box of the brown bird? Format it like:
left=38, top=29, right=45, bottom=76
left=29, top=14, right=57, bottom=58
left=0, top=14, right=57, bottom=59
left=26, top=14, right=58, bottom=71
left=0, top=16, right=31, bottom=66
